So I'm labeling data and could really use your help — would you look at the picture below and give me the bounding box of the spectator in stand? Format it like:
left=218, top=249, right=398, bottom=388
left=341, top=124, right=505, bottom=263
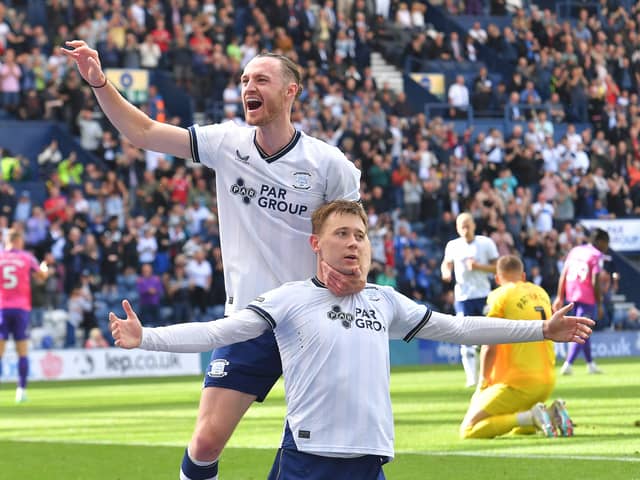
left=448, top=31, right=464, bottom=63
left=530, top=191, right=555, bottom=234
left=13, top=191, right=31, bottom=224
left=24, top=205, right=50, bottom=259
left=613, top=304, right=640, bottom=331
left=402, top=171, right=423, bottom=222
left=100, top=231, right=119, bottom=298
left=491, top=218, right=515, bottom=256
left=168, top=30, right=193, bottom=92
left=150, top=16, right=171, bottom=63
left=65, top=282, right=93, bottom=348
left=17, top=87, right=44, bottom=121
left=0, top=48, right=21, bottom=114
left=401, top=32, right=427, bottom=71
left=58, top=151, right=84, bottom=190
left=0, top=148, right=25, bottom=182
left=122, top=32, right=142, bottom=69
left=520, top=80, right=541, bottom=104
left=395, top=2, right=412, bottom=28
left=43, top=184, right=67, bottom=224
left=62, top=226, right=86, bottom=295
left=539, top=231, right=561, bottom=295
left=185, top=247, right=212, bottom=320
left=37, top=139, right=63, bottom=179
left=77, top=108, right=104, bottom=153
left=448, top=75, right=470, bottom=119
left=472, top=66, right=494, bottom=115
left=627, top=154, right=640, bottom=211
left=505, top=91, right=524, bottom=121
left=85, top=327, right=110, bottom=348
left=468, top=21, right=487, bottom=45
left=164, top=254, right=192, bottom=324
left=136, top=262, right=164, bottom=327
left=147, top=84, right=166, bottom=123
left=137, top=225, right=158, bottom=267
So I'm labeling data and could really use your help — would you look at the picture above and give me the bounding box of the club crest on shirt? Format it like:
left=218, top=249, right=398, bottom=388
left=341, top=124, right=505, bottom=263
left=207, top=359, right=229, bottom=378
left=364, top=287, right=380, bottom=302
left=327, top=305, right=354, bottom=329
left=235, top=149, right=250, bottom=164
left=291, top=171, right=311, bottom=190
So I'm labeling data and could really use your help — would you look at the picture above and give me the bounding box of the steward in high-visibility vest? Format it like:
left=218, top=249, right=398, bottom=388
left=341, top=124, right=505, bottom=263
left=148, top=85, right=166, bottom=123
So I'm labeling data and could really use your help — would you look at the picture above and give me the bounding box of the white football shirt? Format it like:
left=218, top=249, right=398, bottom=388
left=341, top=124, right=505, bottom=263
left=443, top=235, right=499, bottom=301
left=188, top=121, right=360, bottom=314
left=246, top=279, right=429, bottom=458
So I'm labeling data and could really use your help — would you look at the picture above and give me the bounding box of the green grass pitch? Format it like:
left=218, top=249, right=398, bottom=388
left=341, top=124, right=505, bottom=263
left=1, top=357, right=639, bottom=479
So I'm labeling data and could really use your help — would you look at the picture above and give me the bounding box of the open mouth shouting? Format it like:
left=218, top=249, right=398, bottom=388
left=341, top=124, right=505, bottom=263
left=245, top=97, right=263, bottom=111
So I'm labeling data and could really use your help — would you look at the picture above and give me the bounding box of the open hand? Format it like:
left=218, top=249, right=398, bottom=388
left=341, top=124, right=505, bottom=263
left=109, top=299, right=143, bottom=349
left=60, top=40, right=105, bottom=86
left=543, top=303, right=595, bottom=343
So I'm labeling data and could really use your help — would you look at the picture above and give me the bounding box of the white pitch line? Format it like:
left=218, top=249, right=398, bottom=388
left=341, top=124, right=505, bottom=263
left=6, top=438, right=639, bottom=463
left=395, top=449, right=640, bottom=463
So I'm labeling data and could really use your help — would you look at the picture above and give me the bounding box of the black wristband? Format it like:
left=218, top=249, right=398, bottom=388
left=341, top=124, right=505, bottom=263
left=88, top=77, right=108, bottom=89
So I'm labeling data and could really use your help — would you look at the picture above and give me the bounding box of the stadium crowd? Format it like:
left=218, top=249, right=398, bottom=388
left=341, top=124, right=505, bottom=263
left=1, top=0, right=639, bottom=347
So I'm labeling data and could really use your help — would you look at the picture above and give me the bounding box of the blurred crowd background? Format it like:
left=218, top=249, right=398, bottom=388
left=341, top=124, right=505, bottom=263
left=1, top=0, right=639, bottom=348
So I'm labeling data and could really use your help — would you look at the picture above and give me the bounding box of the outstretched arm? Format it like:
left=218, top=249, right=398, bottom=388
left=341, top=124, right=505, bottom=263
left=109, top=300, right=268, bottom=352
left=61, top=40, right=191, bottom=159
left=416, top=303, right=593, bottom=345
left=542, top=302, right=594, bottom=342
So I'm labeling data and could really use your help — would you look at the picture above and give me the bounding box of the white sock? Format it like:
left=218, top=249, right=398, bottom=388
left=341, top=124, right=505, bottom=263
left=460, top=345, right=477, bottom=383
left=516, top=410, right=533, bottom=426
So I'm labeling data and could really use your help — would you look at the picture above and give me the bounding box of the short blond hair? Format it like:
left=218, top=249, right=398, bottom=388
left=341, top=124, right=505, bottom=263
left=496, top=255, right=524, bottom=277
left=311, top=201, right=367, bottom=235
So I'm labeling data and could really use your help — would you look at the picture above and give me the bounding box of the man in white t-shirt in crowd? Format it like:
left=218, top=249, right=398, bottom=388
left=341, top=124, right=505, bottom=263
left=136, top=226, right=158, bottom=265
left=185, top=248, right=212, bottom=320
left=448, top=75, right=470, bottom=119
left=441, top=212, right=499, bottom=387
left=111, top=200, right=594, bottom=480
left=530, top=191, right=555, bottom=234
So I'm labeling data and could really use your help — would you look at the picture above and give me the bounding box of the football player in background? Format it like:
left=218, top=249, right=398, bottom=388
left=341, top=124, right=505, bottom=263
left=460, top=255, right=574, bottom=439
left=553, top=228, right=610, bottom=375
left=0, top=229, right=49, bottom=402
left=441, top=212, right=499, bottom=387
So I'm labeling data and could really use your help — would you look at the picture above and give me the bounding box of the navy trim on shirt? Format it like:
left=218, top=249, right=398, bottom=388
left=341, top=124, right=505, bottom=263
left=254, top=130, right=301, bottom=163
left=246, top=304, right=276, bottom=329
left=311, top=276, right=327, bottom=289
left=403, top=308, right=433, bottom=342
left=188, top=126, right=200, bottom=163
